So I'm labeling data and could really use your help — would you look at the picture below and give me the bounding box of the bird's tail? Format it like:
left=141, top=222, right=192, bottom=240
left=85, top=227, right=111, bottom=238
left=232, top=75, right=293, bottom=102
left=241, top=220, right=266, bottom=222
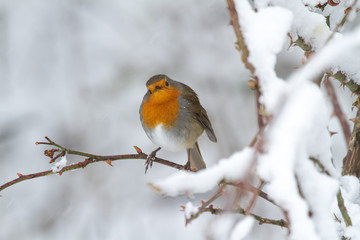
left=188, top=142, right=206, bottom=171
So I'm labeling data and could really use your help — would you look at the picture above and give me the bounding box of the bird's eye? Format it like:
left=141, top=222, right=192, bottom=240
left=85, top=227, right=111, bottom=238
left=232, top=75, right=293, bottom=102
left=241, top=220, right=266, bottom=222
left=148, top=89, right=152, bottom=94
left=165, top=81, right=169, bottom=86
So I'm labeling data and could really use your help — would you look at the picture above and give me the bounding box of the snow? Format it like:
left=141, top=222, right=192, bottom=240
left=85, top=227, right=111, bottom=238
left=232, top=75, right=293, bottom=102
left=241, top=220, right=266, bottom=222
left=289, top=27, right=360, bottom=84
left=51, top=155, right=67, bottom=173
left=150, top=148, right=253, bottom=196
left=236, top=0, right=293, bottom=112
left=230, top=216, right=254, bottom=240
left=232, top=0, right=356, bottom=239
left=274, top=0, right=360, bottom=83
left=184, top=202, right=198, bottom=220
left=2, top=0, right=360, bottom=239
left=1, top=1, right=245, bottom=239
left=339, top=176, right=360, bottom=239
left=148, top=1, right=360, bottom=239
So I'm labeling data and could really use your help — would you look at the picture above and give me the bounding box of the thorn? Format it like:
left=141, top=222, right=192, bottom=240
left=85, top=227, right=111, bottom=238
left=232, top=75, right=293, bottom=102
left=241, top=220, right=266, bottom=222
left=201, top=200, right=205, bottom=205
left=133, top=146, right=143, bottom=154
left=209, top=204, right=214, bottom=209
left=17, top=173, right=23, bottom=177
left=287, top=33, right=294, bottom=49
left=49, top=159, right=55, bottom=164
left=105, top=160, right=114, bottom=167
left=180, top=205, right=186, bottom=210
left=220, top=190, right=227, bottom=195
left=59, top=172, right=63, bottom=176
left=329, top=131, right=338, bottom=136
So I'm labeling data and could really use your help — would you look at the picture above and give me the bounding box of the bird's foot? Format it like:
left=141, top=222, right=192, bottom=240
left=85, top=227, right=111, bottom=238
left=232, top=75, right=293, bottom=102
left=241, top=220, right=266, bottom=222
left=145, top=147, right=161, bottom=173
left=184, top=161, right=191, bottom=171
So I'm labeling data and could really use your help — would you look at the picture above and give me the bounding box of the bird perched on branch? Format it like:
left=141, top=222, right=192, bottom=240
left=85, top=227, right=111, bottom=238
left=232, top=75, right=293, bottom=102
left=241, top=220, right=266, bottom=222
left=140, top=74, right=217, bottom=172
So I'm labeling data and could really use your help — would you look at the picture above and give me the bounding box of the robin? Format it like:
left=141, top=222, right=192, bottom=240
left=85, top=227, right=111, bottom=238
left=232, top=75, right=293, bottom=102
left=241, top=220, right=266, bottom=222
left=139, top=74, right=217, bottom=172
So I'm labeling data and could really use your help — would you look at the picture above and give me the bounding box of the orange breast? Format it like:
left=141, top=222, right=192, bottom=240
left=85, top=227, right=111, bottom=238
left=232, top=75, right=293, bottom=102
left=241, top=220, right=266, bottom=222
left=142, top=87, right=181, bottom=129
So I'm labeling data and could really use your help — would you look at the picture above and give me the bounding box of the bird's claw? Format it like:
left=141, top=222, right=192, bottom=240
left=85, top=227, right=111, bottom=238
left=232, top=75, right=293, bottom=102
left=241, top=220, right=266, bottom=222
left=184, top=161, right=191, bottom=171
left=144, top=147, right=161, bottom=173
left=145, top=154, right=156, bottom=173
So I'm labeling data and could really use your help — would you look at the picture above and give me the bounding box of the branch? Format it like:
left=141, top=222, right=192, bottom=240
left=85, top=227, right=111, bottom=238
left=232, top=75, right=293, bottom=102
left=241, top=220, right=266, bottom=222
left=0, top=137, right=188, bottom=193
left=185, top=183, right=226, bottom=225
left=337, top=190, right=353, bottom=227
left=226, top=0, right=264, bottom=130
left=310, top=157, right=353, bottom=227
left=226, top=181, right=279, bottom=207
left=204, top=207, right=288, bottom=228
left=324, top=74, right=352, bottom=145
left=325, top=0, right=359, bottom=44
left=183, top=182, right=288, bottom=228
left=328, top=71, right=360, bottom=96
left=342, top=108, right=360, bottom=177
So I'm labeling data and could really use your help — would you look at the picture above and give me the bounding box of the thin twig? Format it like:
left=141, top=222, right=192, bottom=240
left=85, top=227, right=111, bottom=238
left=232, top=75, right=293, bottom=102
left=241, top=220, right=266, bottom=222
left=324, top=74, right=351, bottom=145
left=325, top=0, right=359, bottom=44
left=310, top=156, right=353, bottom=227
left=226, top=181, right=279, bottom=207
left=309, top=157, right=331, bottom=176
left=337, top=190, right=353, bottom=227
left=185, top=183, right=226, bottom=225
left=204, top=207, right=288, bottom=228
left=245, top=179, right=264, bottom=215
left=0, top=137, right=187, bottom=193
left=226, top=0, right=264, bottom=130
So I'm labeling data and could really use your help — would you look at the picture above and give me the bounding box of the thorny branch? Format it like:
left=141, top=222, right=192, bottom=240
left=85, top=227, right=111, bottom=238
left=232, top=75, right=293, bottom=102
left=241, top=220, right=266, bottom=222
left=226, top=0, right=264, bottom=130
left=324, top=74, right=352, bottom=145
left=0, top=137, right=186, bottom=193
left=224, top=0, right=357, bottom=235
left=183, top=182, right=289, bottom=228
left=0, top=136, right=286, bottom=229
left=1, top=0, right=357, bottom=235
left=204, top=207, right=288, bottom=228
left=225, top=0, right=291, bottom=231
left=310, top=157, right=353, bottom=227
left=185, top=183, right=227, bottom=225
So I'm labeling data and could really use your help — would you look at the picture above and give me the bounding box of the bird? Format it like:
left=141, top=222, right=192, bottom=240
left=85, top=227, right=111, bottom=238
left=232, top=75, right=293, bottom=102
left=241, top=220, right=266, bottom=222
left=139, top=74, right=217, bottom=172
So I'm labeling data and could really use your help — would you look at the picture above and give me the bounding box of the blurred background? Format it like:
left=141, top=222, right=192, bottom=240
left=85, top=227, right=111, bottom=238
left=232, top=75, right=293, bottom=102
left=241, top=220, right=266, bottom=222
left=0, top=0, right=356, bottom=239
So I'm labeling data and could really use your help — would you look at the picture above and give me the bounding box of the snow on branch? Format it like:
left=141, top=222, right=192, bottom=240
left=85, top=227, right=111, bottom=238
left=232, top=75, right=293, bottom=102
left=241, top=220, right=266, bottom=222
left=149, top=148, right=253, bottom=196
left=2, top=1, right=360, bottom=239
left=150, top=0, right=360, bottom=239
